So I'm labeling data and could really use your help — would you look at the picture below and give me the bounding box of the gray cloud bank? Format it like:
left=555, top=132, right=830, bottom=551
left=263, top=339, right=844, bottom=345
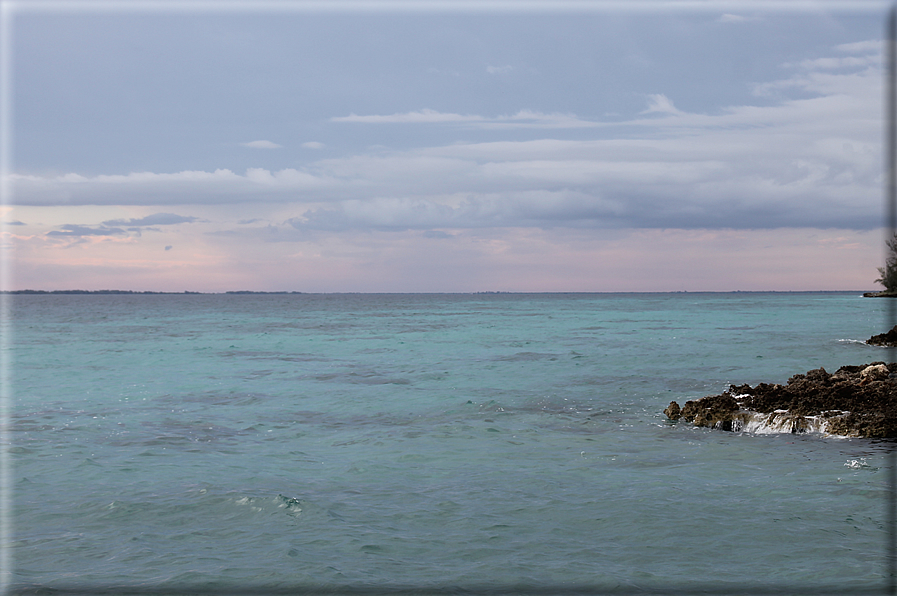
left=101, top=213, right=201, bottom=227
left=13, top=43, right=882, bottom=231
left=46, top=224, right=126, bottom=237
left=46, top=213, right=199, bottom=239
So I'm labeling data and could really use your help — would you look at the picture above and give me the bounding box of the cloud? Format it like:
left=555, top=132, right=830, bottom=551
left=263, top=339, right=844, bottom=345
left=6, top=220, right=25, bottom=226
left=43, top=213, right=200, bottom=240
left=101, top=213, right=200, bottom=227
left=243, top=140, right=283, bottom=149
left=332, top=108, right=599, bottom=129
left=717, top=14, right=759, bottom=24
left=287, top=191, right=630, bottom=234
left=164, top=245, right=172, bottom=251
left=423, top=230, right=453, bottom=239
left=10, top=168, right=330, bottom=206
left=486, top=65, right=513, bottom=74
left=640, top=94, right=682, bottom=115
left=488, top=110, right=599, bottom=129
left=332, top=109, right=484, bottom=124
left=302, top=141, right=325, bottom=149
left=784, top=55, right=880, bottom=71
left=9, top=42, right=883, bottom=233
left=836, top=40, right=882, bottom=54
left=46, top=224, right=126, bottom=237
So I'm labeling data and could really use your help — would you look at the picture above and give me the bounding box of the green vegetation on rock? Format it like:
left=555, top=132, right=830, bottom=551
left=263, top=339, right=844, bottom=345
left=875, top=234, right=897, bottom=295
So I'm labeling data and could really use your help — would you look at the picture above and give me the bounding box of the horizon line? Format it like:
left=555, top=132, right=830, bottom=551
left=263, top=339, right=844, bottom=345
left=0, top=289, right=878, bottom=295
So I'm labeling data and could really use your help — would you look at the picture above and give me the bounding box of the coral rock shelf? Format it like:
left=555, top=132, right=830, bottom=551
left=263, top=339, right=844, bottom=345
left=664, top=362, right=897, bottom=438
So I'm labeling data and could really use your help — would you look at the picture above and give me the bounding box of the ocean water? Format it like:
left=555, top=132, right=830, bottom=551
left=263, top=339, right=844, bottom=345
left=8, top=292, right=896, bottom=593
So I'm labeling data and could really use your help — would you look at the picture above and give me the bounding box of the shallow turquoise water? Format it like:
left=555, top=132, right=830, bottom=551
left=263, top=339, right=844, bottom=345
left=9, top=292, right=894, bottom=591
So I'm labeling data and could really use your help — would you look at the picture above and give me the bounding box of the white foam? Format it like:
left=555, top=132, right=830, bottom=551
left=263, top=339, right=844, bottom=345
left=735, top=410, right=845, bottom=437
left=844, top=458, right=869, bottom=469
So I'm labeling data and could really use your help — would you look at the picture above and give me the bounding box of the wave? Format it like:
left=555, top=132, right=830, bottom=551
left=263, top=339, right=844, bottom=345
left=719, top=408, right=851, bottom=437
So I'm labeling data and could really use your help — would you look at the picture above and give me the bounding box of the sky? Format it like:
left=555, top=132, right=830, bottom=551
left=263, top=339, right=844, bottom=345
left=1, top=0, right=892, bottom=292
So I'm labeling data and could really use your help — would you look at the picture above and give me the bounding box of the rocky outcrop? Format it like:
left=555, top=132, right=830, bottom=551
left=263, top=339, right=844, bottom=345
left=665, top=363, right=897, bottom=438
left=867, top=326, right=897, bottom=347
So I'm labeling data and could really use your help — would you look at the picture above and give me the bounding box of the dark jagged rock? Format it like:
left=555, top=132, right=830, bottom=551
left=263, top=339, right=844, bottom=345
left=679, top=393, right=740, bottom=430
left=867, top=326, right=897, bottom=347
left=663, top=401, right=681, bottom=420
left=664, top=362, right=897, bottom=438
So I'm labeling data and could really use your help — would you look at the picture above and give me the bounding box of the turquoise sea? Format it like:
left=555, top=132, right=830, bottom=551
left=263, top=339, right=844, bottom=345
left=8, top=292, right=896, bottom=593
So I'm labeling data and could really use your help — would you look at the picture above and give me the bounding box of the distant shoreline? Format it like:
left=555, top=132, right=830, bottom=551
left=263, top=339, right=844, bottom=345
left=0, top=289, right=302, bottom=295
left=0, top=289, right=875, bottom=295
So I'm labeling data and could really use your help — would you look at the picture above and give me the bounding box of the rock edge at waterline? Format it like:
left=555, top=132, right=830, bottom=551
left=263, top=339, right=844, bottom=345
left=664, top=363, right=897, bottom=438
left=866, top=325, right=897, bottom=347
